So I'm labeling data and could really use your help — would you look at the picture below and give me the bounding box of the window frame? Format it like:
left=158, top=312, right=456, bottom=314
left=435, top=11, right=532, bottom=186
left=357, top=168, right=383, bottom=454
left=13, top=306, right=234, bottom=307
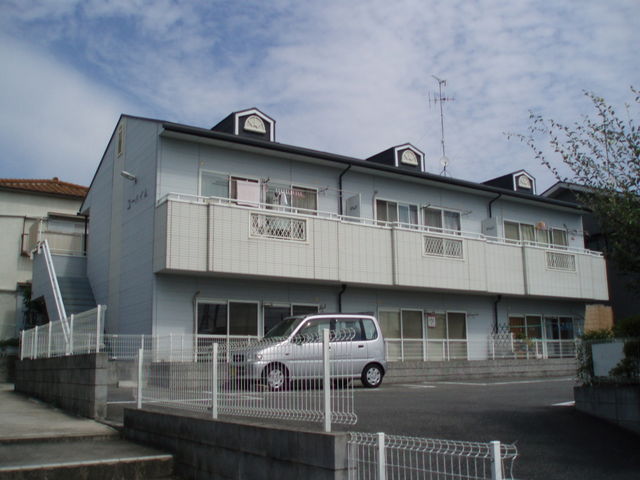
left=196, top=299, right=260, bottom=337
left=422, top=206, right=462, bottom=234
left=375, top=197, right=420, bottom=227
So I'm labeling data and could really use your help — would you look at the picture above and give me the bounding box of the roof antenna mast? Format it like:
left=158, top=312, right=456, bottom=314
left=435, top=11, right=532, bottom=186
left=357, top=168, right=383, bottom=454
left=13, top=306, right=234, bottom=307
left=429, top=76, right=455, bottom=176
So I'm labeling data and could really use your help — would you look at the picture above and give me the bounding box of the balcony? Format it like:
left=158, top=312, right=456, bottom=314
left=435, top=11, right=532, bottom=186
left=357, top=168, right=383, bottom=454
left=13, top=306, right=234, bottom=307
left=154, top=194, right=608, bottom=301
left=25, top=218, right=85, bottom=256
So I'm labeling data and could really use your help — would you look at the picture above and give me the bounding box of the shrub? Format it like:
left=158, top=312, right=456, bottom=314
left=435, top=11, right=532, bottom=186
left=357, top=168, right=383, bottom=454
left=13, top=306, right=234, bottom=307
left=614, top=315, right=640, bottom=338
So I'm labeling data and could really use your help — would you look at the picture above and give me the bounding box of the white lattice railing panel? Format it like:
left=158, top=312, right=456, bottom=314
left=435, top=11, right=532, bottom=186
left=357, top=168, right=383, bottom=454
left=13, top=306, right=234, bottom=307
left=423, top=235, right=463, bottom=259
left=348, top=432, right=518, bottom=480
left=250, top=213, right=307, bottom=241
left=546, top=251, right=576, bottom=271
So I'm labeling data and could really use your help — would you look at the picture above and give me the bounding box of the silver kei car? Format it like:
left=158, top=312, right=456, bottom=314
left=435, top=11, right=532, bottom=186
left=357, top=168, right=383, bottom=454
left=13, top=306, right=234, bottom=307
left=235, top=313, right=387, bottom=391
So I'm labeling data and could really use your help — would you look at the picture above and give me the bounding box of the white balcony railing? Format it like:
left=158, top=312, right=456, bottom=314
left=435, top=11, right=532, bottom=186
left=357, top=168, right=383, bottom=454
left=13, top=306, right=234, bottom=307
left=385, top=337, right=579, bottom=362
left=157, top=192, right=603, bottom=258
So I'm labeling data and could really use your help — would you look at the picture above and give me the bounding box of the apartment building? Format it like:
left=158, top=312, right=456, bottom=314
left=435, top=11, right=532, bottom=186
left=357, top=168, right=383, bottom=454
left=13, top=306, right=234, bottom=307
left=56, top=108, right=608, bottom=361
left=0, top=178, right=87, bottom=339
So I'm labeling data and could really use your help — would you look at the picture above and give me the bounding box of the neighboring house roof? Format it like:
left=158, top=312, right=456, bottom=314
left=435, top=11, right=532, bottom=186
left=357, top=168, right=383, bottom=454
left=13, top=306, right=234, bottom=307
left=0, top=178, right=88, bottom=199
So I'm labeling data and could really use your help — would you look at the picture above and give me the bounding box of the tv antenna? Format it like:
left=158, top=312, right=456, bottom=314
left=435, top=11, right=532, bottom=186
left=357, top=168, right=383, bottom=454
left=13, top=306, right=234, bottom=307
left=429, top=76, right=455, bottom=176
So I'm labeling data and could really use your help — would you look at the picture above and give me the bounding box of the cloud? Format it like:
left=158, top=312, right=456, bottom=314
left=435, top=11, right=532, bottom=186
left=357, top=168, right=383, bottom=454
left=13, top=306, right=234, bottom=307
left=0, top=35, right=130, bottom=185
left=0, top=0, right=638, bottom=190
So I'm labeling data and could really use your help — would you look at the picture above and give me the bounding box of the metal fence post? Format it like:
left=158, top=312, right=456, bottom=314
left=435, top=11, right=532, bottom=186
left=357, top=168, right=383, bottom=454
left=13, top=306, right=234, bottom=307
left=47, top=321, right=52, bottom=358
left=211, top=343, right=218, bottom=419
left=33, top=326, right=38, bottom=359
left=68, top=314, right=75, bottom=355
left=137, top=348, right=143, bottom=409
left=490, top=440, right=503, bottom=480
left=377, top=432, right=386, bottom=480
left=95, top=305, right=102, bottom=353
left=19, top=330, right=24, bottom=360
left=323, top=328, right=331, bottom=433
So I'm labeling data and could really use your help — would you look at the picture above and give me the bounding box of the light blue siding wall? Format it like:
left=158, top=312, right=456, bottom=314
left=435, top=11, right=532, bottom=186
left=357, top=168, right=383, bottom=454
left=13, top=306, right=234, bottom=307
left=492, top=199, right=584, bottom=249
left=83, top=117, right=159, bottom=334
left=83, top=130, right=115, bottom=326
left=157, top=138, right=343, bottom=213
left=153, top=275, right=341, bottom=336
left=342, top=171, right=491, bottom=231
left=116, top=118, right=160, bottom=334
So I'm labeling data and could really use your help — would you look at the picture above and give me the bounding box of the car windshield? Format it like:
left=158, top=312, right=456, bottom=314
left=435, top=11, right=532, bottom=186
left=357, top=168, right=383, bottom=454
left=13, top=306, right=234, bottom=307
left=264, top=316, right=303, bottom=339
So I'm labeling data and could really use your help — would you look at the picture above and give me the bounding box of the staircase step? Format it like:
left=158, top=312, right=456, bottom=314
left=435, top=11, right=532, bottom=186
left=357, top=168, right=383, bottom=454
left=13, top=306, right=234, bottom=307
left=0, top=438, right=173, bottom=480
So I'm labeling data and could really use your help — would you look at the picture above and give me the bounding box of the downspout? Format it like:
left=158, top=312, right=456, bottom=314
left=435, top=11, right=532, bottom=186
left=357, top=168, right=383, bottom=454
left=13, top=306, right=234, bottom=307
left=493, top=295, right=502, bottom=332
left=82, top=214, right=89, bottom=256
left=488, top=193, right=502, bottom=218
left=338, top=165, right=352, bottom=216
left=192, top=291, right=201, bottom=334
left=338, top=284, right=347, bottom=313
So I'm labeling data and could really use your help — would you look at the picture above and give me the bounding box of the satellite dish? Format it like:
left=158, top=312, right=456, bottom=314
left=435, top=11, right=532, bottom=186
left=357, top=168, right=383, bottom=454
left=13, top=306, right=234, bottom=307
left=439, top=156, right=451, bottom=176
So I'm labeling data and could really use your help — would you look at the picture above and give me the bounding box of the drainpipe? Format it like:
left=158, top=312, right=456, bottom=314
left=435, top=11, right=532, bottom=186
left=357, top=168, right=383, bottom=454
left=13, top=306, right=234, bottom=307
left=192, top=291, right=201, bottom=334
left=338, top=284, right=347, bottom=313
left=338, top=165, right=352, bottom=216
left=488, top=193, right=502, bottom=218
left=82, top=214, right=89, bottom=256
left=493, top=295, right=502, bottom=332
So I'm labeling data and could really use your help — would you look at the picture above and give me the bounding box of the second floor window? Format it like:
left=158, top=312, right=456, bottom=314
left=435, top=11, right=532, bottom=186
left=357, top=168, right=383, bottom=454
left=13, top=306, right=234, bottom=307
left=423, top=207, right=461, bottom=233
left=505, top=221, right=568, bottom=248
left=376, top=199, right=418, bottom=226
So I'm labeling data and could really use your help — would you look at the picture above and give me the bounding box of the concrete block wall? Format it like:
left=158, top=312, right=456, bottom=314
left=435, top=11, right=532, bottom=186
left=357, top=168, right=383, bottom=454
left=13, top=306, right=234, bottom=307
left=574, top=384, right=640, bottom=436
left=15, top=353, right=108, bottom=419
left=385, top=358, right=577, bottom=383
left=124, top=408, right=349, bottom=480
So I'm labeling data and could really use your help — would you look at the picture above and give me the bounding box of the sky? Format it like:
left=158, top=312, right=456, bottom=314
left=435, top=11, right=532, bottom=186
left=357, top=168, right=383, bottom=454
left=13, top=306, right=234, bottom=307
left=1, top=0, right=638, bottom=192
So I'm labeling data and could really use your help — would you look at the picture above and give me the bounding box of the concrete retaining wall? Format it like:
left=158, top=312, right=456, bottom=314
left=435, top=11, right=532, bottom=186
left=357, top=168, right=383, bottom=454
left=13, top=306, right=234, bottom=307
left=574, top=384, right=640, bottom=436
left=15, top=353, right=108, bottom=419
left=385, top=358, right=576, bottom=383
left=123, top=408, right=349, bottom=480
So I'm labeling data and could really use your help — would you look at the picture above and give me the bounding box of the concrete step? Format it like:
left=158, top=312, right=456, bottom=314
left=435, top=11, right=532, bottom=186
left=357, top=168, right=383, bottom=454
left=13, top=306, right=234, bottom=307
left=0, top=438, right=174, bottom=480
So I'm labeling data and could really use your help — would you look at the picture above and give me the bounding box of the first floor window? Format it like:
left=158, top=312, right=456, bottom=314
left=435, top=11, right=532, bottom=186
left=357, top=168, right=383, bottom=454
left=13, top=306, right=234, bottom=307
left=197, top=302, right=227, bottom=335
left=379, top=310, right=401, bottom=338
left=508, top=315, right=542, bottom=339
left=197, top=301, right=258, bottom=336
left=263, top=303, right=319, bottom=336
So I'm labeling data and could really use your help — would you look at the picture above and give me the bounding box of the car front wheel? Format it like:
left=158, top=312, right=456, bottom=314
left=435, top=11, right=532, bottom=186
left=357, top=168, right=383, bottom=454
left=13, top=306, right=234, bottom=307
left=361, top=363, right=384, bottom=388
left=264, top=364, right=288, bottom=391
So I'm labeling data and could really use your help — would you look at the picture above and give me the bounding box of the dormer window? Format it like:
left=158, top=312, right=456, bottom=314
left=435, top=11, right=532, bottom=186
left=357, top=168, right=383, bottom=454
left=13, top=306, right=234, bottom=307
left=400, top=149, right=419, bottom=166
left=367, top=144, right=425, bottom=172
left=210, top=108, right=275, bottom=141
left=244, top=115, right=266, bottom=134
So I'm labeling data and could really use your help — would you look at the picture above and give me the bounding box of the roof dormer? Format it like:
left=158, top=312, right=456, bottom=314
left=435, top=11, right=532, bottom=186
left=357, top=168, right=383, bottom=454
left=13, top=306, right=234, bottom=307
left=366, top=144, right=425, bottom=173
left=483, top=169, right=536, bottom=195
left=211, top=108, right=275, bottom=142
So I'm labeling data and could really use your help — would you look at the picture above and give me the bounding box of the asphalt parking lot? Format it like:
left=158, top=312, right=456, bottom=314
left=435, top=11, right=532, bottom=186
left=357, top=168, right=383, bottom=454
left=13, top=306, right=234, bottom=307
left=338, top=377, right=640, bottom=480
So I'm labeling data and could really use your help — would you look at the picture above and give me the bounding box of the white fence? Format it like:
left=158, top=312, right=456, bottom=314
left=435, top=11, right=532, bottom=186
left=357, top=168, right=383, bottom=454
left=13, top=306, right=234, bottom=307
left=20, top=306, right=106, bottom=360
left=138, top=329, right=358, bottom=431
left=348, top=432, right=518, bottom=480
left=385, top=337, right=578, bottom=362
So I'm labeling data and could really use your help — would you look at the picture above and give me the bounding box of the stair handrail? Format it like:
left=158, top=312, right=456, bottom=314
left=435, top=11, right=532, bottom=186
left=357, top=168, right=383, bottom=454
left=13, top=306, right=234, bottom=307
left=38, top=239, right=70, bottom=342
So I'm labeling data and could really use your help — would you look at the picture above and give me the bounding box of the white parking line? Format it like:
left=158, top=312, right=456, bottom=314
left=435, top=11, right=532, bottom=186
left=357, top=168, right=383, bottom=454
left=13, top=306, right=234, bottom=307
left=435, top=377, right=574, bottom=387
left=552, top=401, right=575, bottom=407
left=401, top=384, right=437, bottom=389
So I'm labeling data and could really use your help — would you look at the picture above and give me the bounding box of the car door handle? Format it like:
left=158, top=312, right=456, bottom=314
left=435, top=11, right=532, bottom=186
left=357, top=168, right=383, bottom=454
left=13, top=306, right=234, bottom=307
left=357, top=345, right=364, bottom=348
